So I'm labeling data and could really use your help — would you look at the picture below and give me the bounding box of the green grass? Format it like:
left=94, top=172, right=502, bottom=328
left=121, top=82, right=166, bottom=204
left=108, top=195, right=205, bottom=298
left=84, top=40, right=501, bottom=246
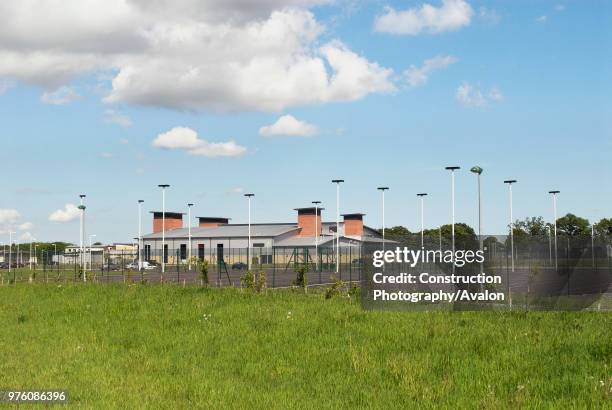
left=0, top=284, right=610, bottom=409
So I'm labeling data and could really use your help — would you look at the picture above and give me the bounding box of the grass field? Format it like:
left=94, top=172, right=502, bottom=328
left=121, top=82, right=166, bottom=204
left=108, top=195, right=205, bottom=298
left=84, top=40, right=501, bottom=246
left=0, top=284, right=610, bottom=408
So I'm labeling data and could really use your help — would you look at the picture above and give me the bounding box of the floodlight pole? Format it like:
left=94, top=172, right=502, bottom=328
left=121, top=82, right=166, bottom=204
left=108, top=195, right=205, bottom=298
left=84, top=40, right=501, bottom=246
left=79, top=194, right=86, bottom=282
left=332, top=180, right=344, bottom=274
left=470, top=166, right=484, bottom=274
left=312, top=201, right=321, bottom=271
left=378, top=187, right=389, bottom=252
left=244, top=194, right=254, bottom=270
left=138, top=200, right=144, bottom=270
left=417, top=193, right=428, bottom=249
left=549, top=190, right=560, bottom=271
left=504, top=180, right=517, bottom=273
left=445, top=167, right=460, bottom=273
left=188, top=203, right=193, bottom=270
left=158, top=185, right=170, bottom=276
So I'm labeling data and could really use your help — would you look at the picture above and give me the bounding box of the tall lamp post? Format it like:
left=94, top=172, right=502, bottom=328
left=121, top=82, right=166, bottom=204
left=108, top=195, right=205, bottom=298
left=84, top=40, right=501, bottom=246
left=417, top=193, right=428, bottom=249
left=378, top=187, right=389, bottom=252
left=503, top=180, right=517, bottom=273
left=445, top=167, right=460, bottom=272
left=548, top=190, right=560, bottom=271
left=158, top=184, right=170, bottom=275
left=331, top=179, right=344, bottom=274
left=138, top=200, right=144, bottom=270
left=187, top=203, right=194, bottom=270
left=470, top=166, right=484, bottom=274
left=312, top=201, right=321, bottom=271
left=244, top=194, right=254, bottom=270
left=78, top=194, right=86, bottom=282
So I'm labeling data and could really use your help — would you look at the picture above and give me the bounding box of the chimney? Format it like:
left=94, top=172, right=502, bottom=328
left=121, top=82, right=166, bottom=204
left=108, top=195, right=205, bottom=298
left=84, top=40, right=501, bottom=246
left=151, top=212, right=184, bottom=233
left=198, top=217, right=230, bottom=228
left=342, top=213, right=365, bottom=237
left=295, top=207, right=323, bottom=237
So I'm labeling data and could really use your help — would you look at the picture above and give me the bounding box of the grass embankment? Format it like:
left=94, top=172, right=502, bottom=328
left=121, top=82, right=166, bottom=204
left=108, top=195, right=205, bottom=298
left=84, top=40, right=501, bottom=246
left=0, top=284, right=610, bottom=408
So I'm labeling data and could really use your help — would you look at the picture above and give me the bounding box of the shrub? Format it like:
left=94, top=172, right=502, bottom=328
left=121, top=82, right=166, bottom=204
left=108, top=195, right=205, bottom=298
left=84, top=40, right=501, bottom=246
left=293, top=266, right=308, bottom=292
left=325, top=276, right=344, bottom=300
left=241, top=270, right=256, bottom=290
left=255, top=271, right=267, bottom=293
left=200, top=260, right=209, bottom=287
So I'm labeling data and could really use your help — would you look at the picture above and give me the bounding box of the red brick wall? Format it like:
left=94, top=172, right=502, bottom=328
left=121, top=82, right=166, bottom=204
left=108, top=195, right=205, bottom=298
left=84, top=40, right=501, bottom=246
left=298, top=213, right=321, bottom=237
left=344, top=218, right=363, bottom=237
left=153, top=216, right=183, bottom=233
left=199, top=222, right=223, bottom=228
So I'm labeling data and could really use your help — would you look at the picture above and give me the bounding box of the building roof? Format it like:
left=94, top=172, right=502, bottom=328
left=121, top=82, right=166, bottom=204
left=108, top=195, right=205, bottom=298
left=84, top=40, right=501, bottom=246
left=150, top=211, right=185, bottom=217
left=143, top=224, right=299, bottom=240
left=274, top=236, right=335, bottom=247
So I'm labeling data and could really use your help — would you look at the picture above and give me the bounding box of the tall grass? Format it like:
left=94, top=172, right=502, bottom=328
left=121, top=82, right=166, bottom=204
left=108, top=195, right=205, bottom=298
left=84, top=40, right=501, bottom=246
left=0, top=284, right=609, bottom=408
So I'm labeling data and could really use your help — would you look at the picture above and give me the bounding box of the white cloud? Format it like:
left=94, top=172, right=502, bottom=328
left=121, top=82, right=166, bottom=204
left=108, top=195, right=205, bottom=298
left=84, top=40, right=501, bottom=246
left=488, top=87, right=504, bottom=102
left=40, top=86, right=81, bottom=105
left=0, top=209, right=20, bottom=225
left=19, top=232, right=34, bottom=242
left=0, top=78, right=15, bottom=94
left=104, top=109, right=132, bottom=127
left=49, top=203, right=80, bottom=223
left=456, top=82, right=503, bottom=108
left=153, top=127, right=247, bottom=157
left=0, top=3, right=395, bottom=112
left=404, top=55, right=457, bottom=87
left=259, top=115, right=318, bottom=137
left=536, top=15, right=548, bottom=23
left=18, top=222, right=34, bottom=231
left=374, top=0, right=473, bottom=35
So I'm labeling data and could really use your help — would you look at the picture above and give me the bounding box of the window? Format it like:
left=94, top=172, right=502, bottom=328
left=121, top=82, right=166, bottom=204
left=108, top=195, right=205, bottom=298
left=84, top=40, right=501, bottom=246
left=163, top=244, right=168, bottom=263
left=198, top=244, right=205, bottom=261
left=180, top=244, right=187, bottom=260
left=144, top=245, right=151, bottom=261
left=253, top=243, right=265, bottom=248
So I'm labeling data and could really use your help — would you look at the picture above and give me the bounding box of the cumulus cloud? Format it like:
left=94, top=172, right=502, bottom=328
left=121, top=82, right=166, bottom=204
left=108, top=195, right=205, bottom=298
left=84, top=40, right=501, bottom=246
left=456, top=82, right=503, bottom=108
left=0, top=209, right=20, bottom=225
left=374, top=0, right=473, bottom=35
left=153, top=127, right=246, bottom=157
left=259, top=115, right=318, bottom=137
left=104, top=109, right=132, bottom=127
left=49, top=204, right=80, bottom=223
left=19, top=232, right=34, bottom=242
left=404, top=55, right=457, bottom=87
left=40, top=86, right=81, bottom=105
left=0, top=2, right=395, bottom=112
left=18, top=222, right=34, bottom=231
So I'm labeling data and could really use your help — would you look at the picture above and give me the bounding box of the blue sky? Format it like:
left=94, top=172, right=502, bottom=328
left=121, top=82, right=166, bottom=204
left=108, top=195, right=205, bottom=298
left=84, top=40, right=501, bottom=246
left=0, top=0, right=610, bottom=244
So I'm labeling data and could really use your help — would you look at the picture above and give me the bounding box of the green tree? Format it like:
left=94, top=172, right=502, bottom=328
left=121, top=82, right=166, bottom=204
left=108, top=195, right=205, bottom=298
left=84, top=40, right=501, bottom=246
left=381, top=226, right=411, bottom=236
left=595, top=218, right=612, bottom=236
left=556, top=213, right=589, bottom=237
left=514, top=216, right=549, bottom=237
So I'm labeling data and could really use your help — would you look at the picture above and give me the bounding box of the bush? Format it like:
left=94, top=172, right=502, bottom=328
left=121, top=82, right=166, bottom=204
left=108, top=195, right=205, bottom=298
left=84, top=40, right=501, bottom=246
left=325, top=276, right=344, bottom=300
left=200, top=260, right=209, bottom=287
left=255, top=271, right=266, bottom=294
left=241, top=270, right=255, bottom=290
left=241, top=270, right=266, bottom=293
left=293, top=266, right=308, bottom=292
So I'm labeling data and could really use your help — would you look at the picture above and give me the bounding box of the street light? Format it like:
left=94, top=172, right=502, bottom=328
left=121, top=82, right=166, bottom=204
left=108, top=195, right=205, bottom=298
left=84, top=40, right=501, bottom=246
left=417, top=193, right=428, bottom=249
left=378, top=187, right=389, bottom=252
left=158, top=184, right=170, bottom=275
left=78, top=194, right=86, bottom=282
left=244, top=194, right=254, bottom=270
left=445, top=167, right=460, bottom=272
left=470, top=166, right=484, bottom=274
left=331, top=179, right=344, bottom=274
left=503, top=180, right=517, bottom=273
left=187, top=203, right=194, bottom=270
left=312, top=201, right=321, bottom=271
left=549, top=190, right=560, bottom=271
left=138, top=200, right=144, bottom=270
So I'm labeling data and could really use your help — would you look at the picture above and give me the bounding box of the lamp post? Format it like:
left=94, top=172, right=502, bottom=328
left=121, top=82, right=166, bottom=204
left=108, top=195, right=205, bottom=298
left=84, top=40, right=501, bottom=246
left=158, top=184, right=170, bottom=275
left=332, top=179, right=344, bottom=274
left=244, top=194, right=254, bottom=270
left=78, top=194, right=86, bottom=282
left=445, top=167, right=460, bottom=272
left=312, top=201, right=321, bottom=271
left=470, top=166, right=484, bottom=274
left=549, top=190, right=560, bottom=271
left=89, top=234, right=96, bottom=271
left=378, top=187, right=389, bottom=252
left=503, top=180, right=517, bottom=273
left=138, top=200, right=144, bottom=270
left=187, top=203, right=193, bottom=270
left=417, top=193, right=428, bottom=249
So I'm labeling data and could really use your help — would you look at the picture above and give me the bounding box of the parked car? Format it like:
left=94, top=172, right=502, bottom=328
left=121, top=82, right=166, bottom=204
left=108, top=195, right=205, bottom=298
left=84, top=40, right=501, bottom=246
left=0, top=262, right=9, bottom=269
left=231, top=262, right=247, bottom=270
left=126, top=261, right=157, bottom=270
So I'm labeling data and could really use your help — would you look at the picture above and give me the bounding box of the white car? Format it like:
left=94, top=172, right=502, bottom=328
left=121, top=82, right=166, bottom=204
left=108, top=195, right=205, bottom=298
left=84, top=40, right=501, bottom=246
left=127, top=261, right=156, bottom=270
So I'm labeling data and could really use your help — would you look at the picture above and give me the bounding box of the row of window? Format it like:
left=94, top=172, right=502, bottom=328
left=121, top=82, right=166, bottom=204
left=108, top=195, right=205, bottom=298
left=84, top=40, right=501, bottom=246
left=143, top=243, right=267, bottom=263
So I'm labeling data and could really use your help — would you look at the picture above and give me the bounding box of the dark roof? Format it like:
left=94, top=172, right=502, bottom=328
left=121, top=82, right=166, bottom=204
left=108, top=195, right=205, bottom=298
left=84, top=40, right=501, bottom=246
left=150, top=211, right=185, bottom=217
left=143, top=224, right=299, bottom=239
